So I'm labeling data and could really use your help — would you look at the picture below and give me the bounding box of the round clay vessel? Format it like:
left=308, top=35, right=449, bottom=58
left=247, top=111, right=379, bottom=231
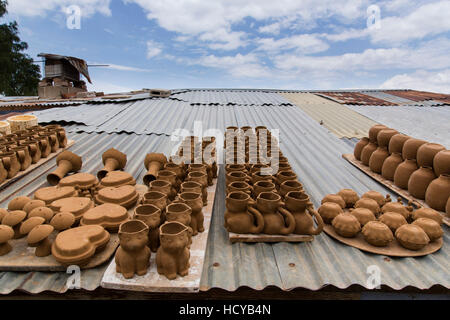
left=361, top=191, right=390, bottom=207
left=354, top=137, right=369, bottom=161
left=377, top=129, right=398, bottom=148
left=368, top=124, right=387, bottom=143
left=433, top=150, right=450, bottom=176
left=318, top=202, right=343, bottom=225
left=381, top=153, right=403, bottom=181
left=349, top=208, right=376, bottom=226
left=395, top=224, right=430, bottom=251
left=28, top=207, right=54, bottom=223
left=354, top=198, right=380, bottom=216
left=0, top=225, right=14, bottom=256
left=381, top=199, right=412, bottom=219
left=388, top=134, right=410, bottom=154
left=407, top=166, right=436, bottom=199
left=8, top=196, right=31, bottom=211
left=412, top=218, right=443, bottom=242
left=425, top=174, right=450, bottom=212
left=149, top=179, right=174, bottom=200
left=337, top=189, right=359, bottom=208
left=362, top=221, right=394, bottom=247
left=50, top=212, right=76, bottom=231
left=417, top=143, right=445, bottom=167
left=279, top=180, right=303, bottom=199
left=379, top=212, right=407, bottom=233
left=23, top=200, right=46, bottom=214
left=360, top=142, right=377, bottom=166
left=402, top=138, right=427, bottom=160
left=332, top=213, right=361, bottom=237
left=224, top=191, right=264, bottom=234
left=321, top=194, right=346, bottom=209
left=394, top=159, right=418, bottom=189
left=369, top=147, right=389, bottom=174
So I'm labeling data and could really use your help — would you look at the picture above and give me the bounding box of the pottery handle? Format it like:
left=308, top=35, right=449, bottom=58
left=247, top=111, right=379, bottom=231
left=247, top=206, right=264, bottom=234
left=16, top=150, right=25, bottom=163
left=306, top=203, right=324, bottom=235
left=278, top=207, right=295, bottom=235
left=248, top=198, right=256, bottom=207
left=1, top=156, right=10, bottom=170
left=29, top=144, right=37, bottom=156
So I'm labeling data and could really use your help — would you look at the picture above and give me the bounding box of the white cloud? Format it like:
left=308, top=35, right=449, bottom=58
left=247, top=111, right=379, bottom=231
left=105, top=64, right=152, bottom=72
left=88, top=80, right=133, bottom=94
left=380, top=69, right=450, bottom=93
left=8, top=0, right=111, bottom=17
left=258, top=22, right=282, bottom=35
left=196, top=54, right=270, bottom=78
left=256, top=34, right=329, bottom=54
left=199, top=28, right=247, bottom=51
left=146, top=40, right=163, bottom=59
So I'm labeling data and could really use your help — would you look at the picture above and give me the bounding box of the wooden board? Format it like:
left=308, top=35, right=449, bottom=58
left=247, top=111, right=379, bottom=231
left=229, top=232, right=313, bottom=243
left=100, top=179, right=218, bottom=293
left=0, top=140, right=75, bottom=192
left=342, top=153, right=449, bottom=227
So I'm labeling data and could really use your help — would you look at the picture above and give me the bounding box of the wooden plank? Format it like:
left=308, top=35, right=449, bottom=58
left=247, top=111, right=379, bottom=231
left=229, top=232, right=313, bottom=243
left=0, top=140, right=75, bottom=192
left=100, top=179, right=218, bottom=293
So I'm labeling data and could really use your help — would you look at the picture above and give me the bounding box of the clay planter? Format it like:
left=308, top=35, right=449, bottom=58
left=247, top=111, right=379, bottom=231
left=275, top=170, right=297, bottom=189
left=34, top=186, right=78, bottom=204
left=35, top=135, right=51, bottom=158
left=149, top=179, right=174, bottom=200
left=94, top=185, right=139, bottom=209
left=226, top=171, right=251, bottom=185
left=407, top=166, right=436, bottom=199
left=354, top=137, right=369, bottom=160
left=412, top=218, right=443, bottom=242
left=226, top=164, right=247, bottom=173
left=433, top=150, right=450, bottom=176
left=224, top=191, right=263, bottom=234
left=45, top=124, right=67, bottom=148
left=50, top=212, right=76, bottom=231
left=181, top=181, right=206, bottom=206
left=412, top=207, right=443, bottom=225
left=176, top=192, right=204, bottom=236
left=279, top=180, right=303, bottom=199
left=164, top=162, right=185, bottom=181
left=134, top=204, right=162, bottom=252
left=377, top=129, right=398, bottom=148
left=97, top=148, right=127, bottom=180
left=369, top=146, right=389, bottom=173
left=156, top=221, right=190, bottom=280
left=227, top=181, right=253, bottom=197
left=188, top=163, right=212, bottom=186
left=166, top=203, right=193, bottom=247
left=425, top=174, right=450, bottom=211
left=350, top=208, right=376, bottom=226
left=395, top=224, right=430, bottom=251
left=402, top=138, right=427, bottom=160
left=361, top=191, right=390, bottom=207
left=355, top=198, right=380, bottom=216
left=10, top=146, right=32, bottom=171
left=362, top=221, right=394, bottom=247
left=381, top=198, right=413, bottom=219
left=143, top=153, right=167, bottom=185
left=186, top=171, right=208, bottom=204
left=253, top=192, right=295, bottom=235
left=381, top=152, right=403, bottom=181
left=388, top=134, right=410, bottom=154
left=157, top=169, right=180, bottom=193
left=81, top=203, right=129, bottom=232
left=2, top=210, right=27, bottom=239
left=394, top=159, right=418, bottom=189
left=47, top=151, right=82, bottom=186
left=142, top=191, right=168, bottom=221
left=38, top=131, right=59, bottom=153
left=253, top=180, right=276, bottom=198
left=332, top=213, right=361, bottom=237
left=321, top=194, right=346, bottom=209
left=416, top=143, right=445, bottom=167
left=8, top=196, right=31, bottom=210
left=379, top=212, right=407, bottom=232
left=98, top=171, right=136, bottom=189
left=0, top=225, right=14, bottom=256
left=285, top=191, right=323, bottom=235
left=0, top=151, right=20, bottom=178
left=337, top=189, right=359, bottom=208
left=368, top=124, right=387, bottom=143
left=49, top=197, right=94, bottom=222
left=19, top=140, right=41, bottom=164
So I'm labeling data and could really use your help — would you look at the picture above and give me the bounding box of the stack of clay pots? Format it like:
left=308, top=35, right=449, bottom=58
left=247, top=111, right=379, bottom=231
left=318, top=189, right=443, bottom=251
left=354, top=124, right=450, bottom=215
left=224, top=126, right=324, bottom=237
left=0, top=124, right=68, bottom=183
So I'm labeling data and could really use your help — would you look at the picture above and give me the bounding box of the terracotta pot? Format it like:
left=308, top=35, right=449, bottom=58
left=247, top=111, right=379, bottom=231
left=279, top=180, right=303, bottom=199
left=97, top=148, right=127, bottom=180
left=377, top=129, right=398, bottom=148
left=134, top=204, right=162, bottom=252
left=354, top=137, right=369, bottom=160
left=402, top=138, right=427, bottom=160
left=381, top=152, right=403, bottom=181
left=45, top=125, right=67, bottom=148
left=275, top=170, right=297, bottom=189
left=332, top=213, right=361, bottom=237
left=143, top=191, right=168, bottom=221
left=433, top=150, right=450, bottom=176
left=181, top=181, right=206, bottom=206
left=188, top=163, right=212, bottom=186
left=360, top=142, right=377, bottom=166
left=35, top=135, right=51, bottom=158
left=368, top=124, right=387, bottom=143
left=38, top=131, right=59, bottom=153
left=176, top=192, right=204, bottom=235
left=227, top=181, right=253, bottom=196
left=253, top=180, right=276, bottom=198
left=416, top=143, right=445, bottom=168
left=394, top=159, right=418, bottom=189
left=47, top=151, right=82, bottom=186
left=254, top=192, right=295, bottom=235
left=425, top=174, right=450, bottom=212
left=148, top=179, right=173, bottom=199
left=369, top=147, right=389, bottom=173
left=10, top=146, right=31, bottom=171
left=249, top=163, right=270, bottom=175
left=143, top=153, right=167, bottom=185
left=115, top=220, right=151, bottom=279
left=285, top=191, right=323, bottom=235
left=186, top=171, right=208, bottom=204
left=19, top=140, right=41, bottom=164
left=165, top=162, right=185, bottom=181
left=166, top=202, right=193, bottom=247
left=0, top=151, right=20, bottom=179
left=408, top=167, right=436, bottom=200
left=225, top=164, right=247, bottom=174
left=224, top=191, right=264, bottom=234
left=157, top=169, right=180, bottom=193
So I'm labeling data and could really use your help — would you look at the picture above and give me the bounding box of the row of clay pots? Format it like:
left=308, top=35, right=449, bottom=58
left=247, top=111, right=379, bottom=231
left=354, top=124, right=450, bottom=212
left=318, top=189, right=443, bottom=250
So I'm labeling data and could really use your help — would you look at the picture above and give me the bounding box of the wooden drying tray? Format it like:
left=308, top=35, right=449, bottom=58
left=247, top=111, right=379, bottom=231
left=101, top=179, right=219, bottom=293
left=342, top=153, right=450, bottom=227
left=0, top=140, right=75, bottom=192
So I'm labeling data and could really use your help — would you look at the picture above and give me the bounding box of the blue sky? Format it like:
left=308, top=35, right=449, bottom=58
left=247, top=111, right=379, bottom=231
left=4, top=0, right=450, bottom=93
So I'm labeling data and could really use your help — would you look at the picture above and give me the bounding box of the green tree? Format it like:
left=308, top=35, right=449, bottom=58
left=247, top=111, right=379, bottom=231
left=0, top=0, right=40, bottom=96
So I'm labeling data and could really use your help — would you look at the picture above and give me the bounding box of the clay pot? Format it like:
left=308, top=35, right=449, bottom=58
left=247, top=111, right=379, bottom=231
left=321, top=194, right=346, bottom=209
left=134, top=204, right=162, bottom=252
left=379, top=212, right=407, bottom=233
left=10, top=146, right=32, bottom=171
left=354, top=137, right=369, bottom=160
left=381, top=152, right=403, bottom=181
left=369, top=146, right=389, bottom=173
left=402, top=138, right=427, bottom=160
left=253, top=180, right=276, bottom=198
left=0, top=225, right=14, bottom=256
left=394, top=159, right=418, bottom=189
left=332, top=213, right=361, bottom=237
left=318, top=202, right=343, bottom=224
left=164, top=162, right=185, bottom=181
left=156, top=221, right=190, bottom=280
left=45, top=125, right=67, bottom=148
left=176, top=192, right=204, bottom=235
left=362, top=221, right=394, bottom=247
left=157, top=170, right=180, bottom=193
left=115, top=220, right=151, bottom=279
left=143, top=153, right=167, bottom=185
left=227, top=181, right=253, bottom=197
left=181, top=181, right=206, bottom=206
left=142, top=191, right=168, bottom=222
left=337, top=189, right=359, bottom=208
left=35, top=135, right=51, bottom=158
left=381, top=198, right=413, bottom=219
left=412, top=207, right=443, bottom=225
left=350, top=208, right=376, bottom=226
left=395, top=224, right=430, bottom=250
left=224, top=191, right=264, bottom=234
left=368, top=124, right=388, bottom=143
left=355, top=198, right=380, bottom=216
left=186, top=171, right=208, bottom=204
left=47, top=151, right=82, bottom=186
left=417, top=143, right=445, bottom=168
left=251, top=171, right=273, bottom=185
left=254, top=192, right=295, bottom=235
left=279, top=180, right=303, bottom=199
left=377, top=129, right=398, bottom=148
left=360, top=142, right=377, bottom=166
left=425, top=174, right=450, bottom=211
left=97, top=148, right=127, bottom=180
left=19, top=140, right=41, bottom=164
left=412, top=218, right=443, bottom=242
left=189, top=163, right=212, bottom=186
left=226, top=164, right=247, bottom=173
left=285, top=191, right=323, bottom=235
left=408, top=166, right=436, bottom=199
left=149, top=179, right=174, bottom=200
left=226, top=171, right=251, bottom=185
left=274, top=170, right=297, bottom=189
left=361, top=191, right=390, bottom=207
left=38, top=131, right=59, bottom=153
left=433, top=150, right=450, bottom=176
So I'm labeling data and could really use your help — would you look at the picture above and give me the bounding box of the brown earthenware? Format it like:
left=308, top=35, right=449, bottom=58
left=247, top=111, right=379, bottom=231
left=279, top=180, right=303, bottom=199
left=369, top=146, right=389, bottom=173
left=337, top=189, right=359, bottom=208
left=186, top=171, right=208, bottom=203
left=318, top=202, right=343, bottom=224
left=321, top=194, right=346, bottom=209
left=254, top=192, right=295, bottom=235
left=8, top=196, right=31, bottom=211
left=349, top=207, right=376, bottom=226
left=416, top=143, right=445, bottom=167
left=143, top=153, right=167, bottom=185
left=253, top=180, right=276, bottom=198
left=227, top=181, right=253, bottom=197
left=425, top=174, right=450, bottom=211
left=395, top=224, right=430, bottom=251
left=381, top=198, right=413, bottom=219
left=10, top=145, right=32, bottom=171
left=379, top=212, right=407, bottom=233
left=2, top=210, right=27, bottom=239
left=331, top=213, right=361, bottom=237
left=361, top=190, right=390, bottom=207
left=412, top=218, right=443, bottom=242
left=408, top=166, right=436, bottom=199
left=362, top=221, right=394, bottom=247
left=0, top=225, right=14, bottom=256
left=394, top=159, right=418, bottom=189
left=97, top=148, right=127, bottom=180
left=389, top=134, right=410, bottom=155
left=275, top=170, right=297, bottom=189
left=433, top=150, right=450, bottom=176
left=285, top=191, right=323, bottom=235
left=377, top=129, right=398, bottom=148
left=47, top=151, right=82, bottom=186
left=134, top=204, right=162, bottom=252
left=27, top=224, right=54, bottom=257
left=19, top=140, right=41, bottom=164
left=149, top=179, right=174, bottom=200
left=45, top=125, right=67, bottom=148
left=381, top=152, right=403, bottom=181
left=81, top=203, right=129, bottom=232
left=354, top=137, right=369, bottom=160
left=354, top=198, right=380, bottom=216
left=411, top=207, right=443, bottom=225
left=368, top=125, right=387, bottom=143
left=176, top=192, right=204, bottom=235
left=402, top=138, right=427, bottom=160
left=38, top=131, right=59, bottom=153
left=224, top=191, right=264, bottom=234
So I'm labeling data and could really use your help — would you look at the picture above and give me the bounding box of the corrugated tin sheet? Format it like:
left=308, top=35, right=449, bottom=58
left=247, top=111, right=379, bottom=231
left=346, top=105, right=450, bottom=148
left=279, top=92, right=377, bottom=138
left=386, top=90, right=450, bottom=104
left=316, top=92, right=397, bottom=106
left=363, top=91, right=448, bottom=107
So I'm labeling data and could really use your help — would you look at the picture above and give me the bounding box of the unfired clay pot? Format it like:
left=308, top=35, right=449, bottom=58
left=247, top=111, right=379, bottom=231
left=433, top=150, right=450, bottom=176
left=186, top=171, right=208, bottom=204
left=134, top=204, right=162, bottom=252
left=402, top=138, right=427, bottom=160
left=354, top=137, right=369, bottom=160
left=416, top=143, right=445, bottom=168
left=337, top=189, right=359, bottom=208
left=157, top=170, right=180, bottom=193
left=425, top=174, right=450, bottom=211
left=45, top=125, right=67, bottom=148
left=389, top=134, right=410, bottom=154
left=10, top=146, right=32, bottom=171
left=115, top=220, right=151, bottom=279
left=369, top=146, right=389, bottom=173
left=362, top=221, right=393, bottom=247
left=227, top=181, right=253, bottom=197
left=1, top=151, right=21, bottom=178
left=181, top=181, right=206, bottom=205
left=47, top=151, right=82, bottom=186
left=321, top=194, right=346, bottom=209
left=381, top=152, right=403, bottom=181
left=164, top=162, right=185, bottom=181
left=361, top=191, right=390, bottom=207
left=97, top=148, right=127, bottom=180
left=331, top=213, right=361, bottom=237
left=349, top=208, right=376, bottom=226
left=354, top=198, right=380, bottom=216
left=285, top=191, right=323, bottom=235
left=395, top=224, right=430, bottom=251
left=368, top=125, right=387, bottom=143
left=318, top=202, right=343, bottom=224
left=279, top=180, right=303, bottom=199
left=166, top=202, right=193, bottom=247
left=377, top=129, right=398, bottom=148
left=381, top=198, right=413, bottom=219
left=176, top=192, right=204, bottom=235
left=253, top=180, right=276, bottom=198
left=20, top=140, right=41, bottom=164
left=412, top=218, right=443, bottom=242
left=407, top=166, right=436, bottom=200
left=275, top=170, right=297, bottom=189
left=411, top=207, right=443, bottom=225
left=38, top=131, right=59, bottom=153
left=254, top=192, right=295, bottom=235
left=394, top=159, right=418, bottom=189
left=379, top=212, right=407, bottom=233
left=143, top=153, right=167, bottom=185
left=224, top=191, right=264, bottom=234
left=0, top=225, right=14, bottom=256
left=149, top=179, right=174, bottom=200
left=360, top=142, right=377, bottom=166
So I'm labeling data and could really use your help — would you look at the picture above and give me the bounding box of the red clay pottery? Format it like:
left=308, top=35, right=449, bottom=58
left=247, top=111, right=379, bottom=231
left=349, top=208, right=376, bottom=226
left=49, top=197, right=94, bottom=221
left=417, top=143, right=445, bottom=167
left=321, top=194, right=346, bottom=209
left=166, top=202, right=193, bottom=247
left=411, top=207, right=443, bottom=225
left=97, top=148, right=127, bottom=180
left=354, top=137, right=369, bottom=160
left=362, top=221, right=394, bottom=247
left=368, top=124, right=387, bottom=143
left=164, top=162, right=185, bottom=181
left=28, top=206, right=54, bottom=223
left=142, top=190, right=168, bottom=221
left=318, top=202, right=343, bottom=224
left=47, top=151, right=82, bottom=185
left=412, top=218, right=443, bottom=242
left=181, top=181, right=206, bottom=205
left=115, top=220, right=151, bottom=278
left=19, top=140, right=41, bottom=164
left=381, top=197, right=413, bottom=219
left=50, top=212, right=76, bottom=231
left=254, top=192, right=295, bottom=235
left=156, top=221, right=190, bottom=280
left=226, top=164, right=247, bottom=173
left=381, top=152, right=403, bottom=181
left=149, top=179, right=174, bottom=200
left=20, top=217, right=45, bottom=237
left=26, top=224, right=54, bottom=257
left=1, top=151, right=21, bottom=178
left=355, top=198, right=380, bottom=216
left=377, top=129, right=398, bottom=148
left=226, top=171, right=251, bottom=185
left=408, top=166, right=436, bottom=199
left=45, top=124, right=67, bottom=148
left=157, top=170, right=180, bottom=193
left=394, top=159, right=418, bottom=189
left=33, top=186, right=78, bottom=204
left=379, top=212, right=407, bottom=232
left=0, top=225, right=14, bottom=256
left=402, top=138, right=427, bottom=160
left=95, top=185, right=139, bottom=209
left=176, top=192, right=204, bottom=235
left=395, top=224, right=430, bottom=250
left=253, top=180, right=276, bottom=198
left=189, top=163, right=212, bottom=186
left=285, top=191, right=323, bottom=235
left=186, top=171, right=208, bottom=204
left=98, top=171, right=136, bottom=189
left=227, top=181, right=253, bottom=196
left=337, top=189, right=359, bottom=208
left=38, top=131, right=59, bottom=153
left=331, top=213, right=361, bottom=237
left=8, top=196, right=31, bottom=210
left=425, top=174, right=450, bottom=211
left=143, top=153, right=167, bottom=185
left=10, top=146, right=32, bottom=171
left=361, top=191, right=390, bottom=207
left=134, top=204, right=162, bottom=252
left=389, top=134, right=410, bottom=154
left=52, top=225, right=110, bottom=266
left=433, top=150, right=450, bottom=176
left=224, top=191, right=264, bottom=234
left=275, top=170, right=297, bottom=189
left=2, top=210, right=27, bottom=239
left=81, top=203, right=129, bottom=232
left=369, top=146, right=389, bottom=173
left=279, top=180, right=303, bottom=199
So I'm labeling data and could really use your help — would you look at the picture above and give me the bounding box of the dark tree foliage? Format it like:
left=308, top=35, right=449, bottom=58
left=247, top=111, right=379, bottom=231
left=0, top=0, right=41, bottom=96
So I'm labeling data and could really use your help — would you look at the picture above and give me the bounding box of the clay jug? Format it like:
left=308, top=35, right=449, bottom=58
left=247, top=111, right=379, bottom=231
left=417, top=143, right=445, bottom=167
left=39, top=131, right=59, bottom=153
left=285, top=191, right=323, bottom=235
left=45, top=125, right=67, bottom=148
left=368, top=124, right=387, bottom=143
left=176, top=192, right=204, bottom=235
left=394, top=159, right=418, bottom=189
left=0, top=152, right=20, bottom=178
left=134, top=204, right=161, bottom=252
left=10, top=146, right=31, bottom=171
left=433, top=150, right=450, bottom=176
left=377, top=129, right=398, bottom=148
left=254, top=192, right=295, bottom=235
left=408, top=167, right=436, bottom=200
left=275, top=170, right=297, bottom=189
left=425, top=174, right=450, bottom=211
left=381, top=152, right=403, bottom=181
left=224, top=191, right=264, bottom=234
left=181, top=181, right=206, bottom=206
left=227, top=181, right=253, bottom=197
left=360, top=142, right=377, bottom=166
left=157, top=170, right=180, bottom=193
left=149, top=179, right=174, bottom=200
left=354, top=137, right=369, bottom=160
left=402, top=138, right=427, bottom=160
left=19, top=140, right=41, bottom=164
left=253, top=180, right=276, bottom=198
left=142, top=191, right=168, bottom=222
left=35, top=135, right=51, bottom=158
left=279, top=180, right=303, bottom=198
left=369, top=146, right=389, bottom=173
left=186, top=171, right=208, bottom=203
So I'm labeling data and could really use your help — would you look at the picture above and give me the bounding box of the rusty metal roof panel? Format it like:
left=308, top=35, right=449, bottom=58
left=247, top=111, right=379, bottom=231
left=316, top=92, right=397, bottom=106
left=386, top=90, right=450, bottom=104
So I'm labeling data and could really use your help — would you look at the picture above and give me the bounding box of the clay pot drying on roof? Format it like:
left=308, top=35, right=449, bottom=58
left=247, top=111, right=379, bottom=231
left=47, top=151, right=82, bottom=186
left=354, top=137, right=369, bottom=161
left=224, top=191, right=263, bottom=234
left=402, top=138, right=427, bottom=160
left=394, top=159, right=418, bottom=189
left=143, top=153, right=167, bottom=186
left=381, top=152, right=403, bottom=181
left=97, top=148, right=127, bottom=180
left=425, top=174, right=450, bottom=212
left=407, top=166, right=436, bottom=200
left=285, top=191, right=323, bottom=235
left=416, top=143, right=445, bottom=168
left=433, top=150, right=450, bottom=176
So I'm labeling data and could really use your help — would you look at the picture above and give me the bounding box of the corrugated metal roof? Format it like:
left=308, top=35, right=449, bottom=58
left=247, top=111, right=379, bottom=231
left=316, top=92, right=397, bottom=106
left=386, top=90, right=450, bottom=104
left=279, top=92, right=377, bottom=138
left=362, top=91, right=448, bottom=107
